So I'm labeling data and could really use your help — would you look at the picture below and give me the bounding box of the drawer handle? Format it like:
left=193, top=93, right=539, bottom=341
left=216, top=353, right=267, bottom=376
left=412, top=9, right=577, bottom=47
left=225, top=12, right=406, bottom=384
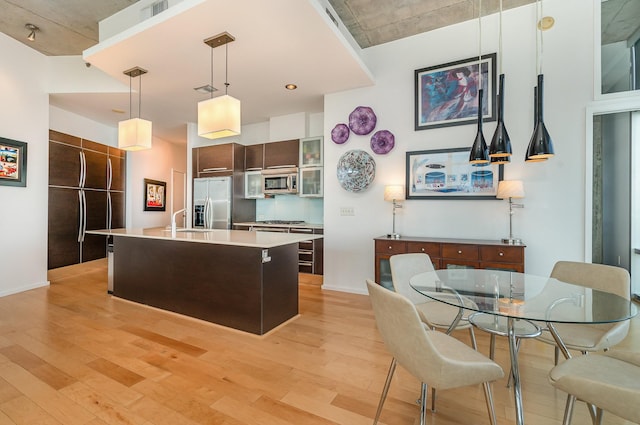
left=499, top=252, right=504, bottom=256
left=388, top=246, right=392, bottom=250
left=458, top=250, right=462, bottom=254
left=421, top=248, right=425, bottom=252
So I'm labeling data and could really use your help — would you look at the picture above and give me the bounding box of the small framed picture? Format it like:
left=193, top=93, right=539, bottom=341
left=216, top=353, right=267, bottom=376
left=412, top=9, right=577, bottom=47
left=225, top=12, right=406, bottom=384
left=144, top=178, right=166, bottom=211
left=0, top=137, right=27, bottom=187
left=415, top=53, right=497, bottom=130
left=406, top=147, right=503, bottom=200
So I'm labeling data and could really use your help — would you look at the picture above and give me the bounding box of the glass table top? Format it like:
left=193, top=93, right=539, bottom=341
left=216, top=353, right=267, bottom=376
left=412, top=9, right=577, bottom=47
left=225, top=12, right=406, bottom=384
left=409, top=269, right=637, bottom=324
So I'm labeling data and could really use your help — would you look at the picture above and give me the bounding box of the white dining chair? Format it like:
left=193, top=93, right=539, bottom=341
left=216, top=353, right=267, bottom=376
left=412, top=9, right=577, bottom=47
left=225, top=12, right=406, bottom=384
left=366, top=279, right=504, bottom=425
left=536, top=261, right=631, bottom=363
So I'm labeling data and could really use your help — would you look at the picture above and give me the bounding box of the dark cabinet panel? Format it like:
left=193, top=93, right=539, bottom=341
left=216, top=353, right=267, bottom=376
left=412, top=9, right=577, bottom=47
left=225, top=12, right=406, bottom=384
left=82, top=190, right=107, bottom=262
left=108, top=155, right=125, bottom=191
left=110, top=191, right=125, bottom=229
left=49, top=142, right=82, bottom=187
left=48, top=187, right=80, bottom=269
left=49, top=130, right=81, bottom=147
left=83, top=150, right=108, bottom=190
left=264, top=139, right=299, bottom=169
left=197, top=144, right=234, bottom=173
left=245, top=144, right=264, bottom=170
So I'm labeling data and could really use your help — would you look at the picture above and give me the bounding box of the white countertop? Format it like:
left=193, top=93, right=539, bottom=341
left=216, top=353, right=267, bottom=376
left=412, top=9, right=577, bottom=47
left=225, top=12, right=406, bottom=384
left=234, top=222, right=323, bottom=230
left=87, top=227, right=322, bottom=248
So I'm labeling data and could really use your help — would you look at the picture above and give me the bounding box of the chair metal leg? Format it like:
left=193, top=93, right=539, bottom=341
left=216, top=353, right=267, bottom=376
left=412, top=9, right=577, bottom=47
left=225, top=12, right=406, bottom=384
left=554, top=346, right=560, bottom=365
left=431, top=387, right=436, bottom=412
left=595, top=407, right=604, bottom=425
left=420, top=383, right=428, bottom=425
left=373, top=358, right=397, bottom=425
left=506, top=338, right=522, bottom=388
left=482, top=382, right=498, bottom=425
left=562, top=394, right=576, bottom=425
left=489, top=334, right=496, bottom=359
left=469, top=326, right=477, bottom=350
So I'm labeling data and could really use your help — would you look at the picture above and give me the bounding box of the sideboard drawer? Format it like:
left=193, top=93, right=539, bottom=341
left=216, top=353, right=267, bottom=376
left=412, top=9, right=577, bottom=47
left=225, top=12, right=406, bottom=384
left=480, top=246, right=524, bottom=263
left=441, top=244, right=479, bottom=260
left=407, top=242, right=440, bottom=258
left=375, top=240, right=406, bottom=254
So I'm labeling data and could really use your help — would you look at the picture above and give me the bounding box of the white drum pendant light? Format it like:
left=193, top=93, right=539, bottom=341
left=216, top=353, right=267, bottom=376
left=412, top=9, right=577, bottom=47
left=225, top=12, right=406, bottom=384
left=198, top=32, right=241, bottom=139
left=118, top=67, right=152, bottom=151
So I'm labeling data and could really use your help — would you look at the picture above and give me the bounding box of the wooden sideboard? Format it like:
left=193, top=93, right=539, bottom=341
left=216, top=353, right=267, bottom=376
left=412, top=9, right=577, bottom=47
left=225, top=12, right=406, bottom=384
left=374, top=235, right=526, bottom=289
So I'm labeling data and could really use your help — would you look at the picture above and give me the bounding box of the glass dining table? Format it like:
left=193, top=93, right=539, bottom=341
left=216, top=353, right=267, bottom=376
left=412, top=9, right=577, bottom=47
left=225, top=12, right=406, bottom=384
left=409, top=268, right=638, bottom=425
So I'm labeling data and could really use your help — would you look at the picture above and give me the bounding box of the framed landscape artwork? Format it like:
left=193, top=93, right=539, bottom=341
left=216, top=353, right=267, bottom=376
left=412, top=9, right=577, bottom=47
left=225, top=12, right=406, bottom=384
left=0, top=137, right=27, bottom=187
left=415, top=53, right=497, bottom=130
left=406, top=147, right=503, bottom=200
left=144, top=178, right=166, bottom=211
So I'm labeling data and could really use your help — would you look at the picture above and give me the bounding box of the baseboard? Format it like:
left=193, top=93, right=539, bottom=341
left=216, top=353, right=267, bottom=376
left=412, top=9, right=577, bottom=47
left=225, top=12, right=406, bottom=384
left=0, top=280, right=49, bottom=298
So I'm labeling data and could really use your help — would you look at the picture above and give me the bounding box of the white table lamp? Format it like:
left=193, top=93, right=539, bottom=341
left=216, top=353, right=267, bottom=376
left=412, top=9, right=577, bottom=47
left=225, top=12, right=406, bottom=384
left=497, top=180, right=525, bottom=245
left=384, top=185, right=405, bottom=239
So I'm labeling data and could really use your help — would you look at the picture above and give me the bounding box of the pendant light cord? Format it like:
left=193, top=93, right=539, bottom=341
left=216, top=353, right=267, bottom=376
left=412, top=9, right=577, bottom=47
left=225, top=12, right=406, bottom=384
left=225, top=42, right=230, bottom=95
left=499, top=0, right=503, bottom=75
left=478, top=0, right=482, bottom=90
left=536, top=0, right=542, bottom=75
left=210, top=47, right=214, bottom=99
left=128, top=75, right=132, bottom=120
left=138, top=73, right=142, bottom=119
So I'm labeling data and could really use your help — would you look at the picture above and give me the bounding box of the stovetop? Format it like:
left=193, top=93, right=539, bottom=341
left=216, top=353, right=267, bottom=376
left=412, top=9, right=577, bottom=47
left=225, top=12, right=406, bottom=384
left=257, top=220, right=306, bottom=225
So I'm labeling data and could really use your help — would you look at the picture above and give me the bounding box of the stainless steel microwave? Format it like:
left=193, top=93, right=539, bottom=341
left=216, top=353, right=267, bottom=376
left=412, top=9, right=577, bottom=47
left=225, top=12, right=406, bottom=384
left=261, top=168, right=298, bottom=194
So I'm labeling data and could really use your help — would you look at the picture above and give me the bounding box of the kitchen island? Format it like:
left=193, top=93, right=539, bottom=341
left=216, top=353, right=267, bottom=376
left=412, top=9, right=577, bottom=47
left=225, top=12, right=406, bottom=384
left=88, top=228, right=322, bottom=335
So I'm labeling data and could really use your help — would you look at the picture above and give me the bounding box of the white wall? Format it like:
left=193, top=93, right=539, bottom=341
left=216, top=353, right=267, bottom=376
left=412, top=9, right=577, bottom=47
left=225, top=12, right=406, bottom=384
left=0, top=33, right=49, bottom=295
left=127, top=136, right=187, bottom=228
left=323, top=0, right=594, bottom=293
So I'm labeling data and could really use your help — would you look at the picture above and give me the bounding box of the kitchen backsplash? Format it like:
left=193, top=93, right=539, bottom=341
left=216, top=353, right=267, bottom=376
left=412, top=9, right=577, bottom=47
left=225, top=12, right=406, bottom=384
left=256, top=196, right=323, bottom=224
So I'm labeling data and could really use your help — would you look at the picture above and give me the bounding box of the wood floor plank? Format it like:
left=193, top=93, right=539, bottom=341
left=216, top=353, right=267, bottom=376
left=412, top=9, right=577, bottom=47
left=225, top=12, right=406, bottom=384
left=0, top=258, right=623, bottom=425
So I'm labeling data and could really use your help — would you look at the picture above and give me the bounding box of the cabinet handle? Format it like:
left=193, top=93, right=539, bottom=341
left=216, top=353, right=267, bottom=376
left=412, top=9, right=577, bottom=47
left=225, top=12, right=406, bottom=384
left=107, top=157, right=113, bottom=190
left=421, top=248, right=425, bottom=252
left=245, top=167, right=262, bottom=171
left=266, top=165, right=296, bottom=169
left=458, top=250, right=462, bottom=254
left=203, top=167, right=227, bottom=172
left=499, top=252, right=504, bottom=256
left=388, top=246, right=392, bottom=250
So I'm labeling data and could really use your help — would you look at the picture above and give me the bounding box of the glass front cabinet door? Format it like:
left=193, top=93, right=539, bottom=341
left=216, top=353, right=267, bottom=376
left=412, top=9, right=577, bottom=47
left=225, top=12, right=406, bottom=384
left=244, top=170, right=264, bottom=199
left=299, top=166, right=323, bottom=197
left=299, top=136, right=323, bottom=167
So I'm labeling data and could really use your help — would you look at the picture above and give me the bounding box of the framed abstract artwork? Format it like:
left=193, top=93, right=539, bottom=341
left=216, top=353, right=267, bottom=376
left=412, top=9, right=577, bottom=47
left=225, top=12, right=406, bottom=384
left=405, top=147, right=503, bottom=200
left=0, top=137, right=27, bottom=187
left=414, top=53, right=497, bottom=130
left=144, top=178, right=166, bottom=211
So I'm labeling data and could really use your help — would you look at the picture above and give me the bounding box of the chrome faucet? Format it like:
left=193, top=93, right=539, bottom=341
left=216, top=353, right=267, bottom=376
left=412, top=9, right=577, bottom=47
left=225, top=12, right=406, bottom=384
left=171, top=208, right=186, bottom=237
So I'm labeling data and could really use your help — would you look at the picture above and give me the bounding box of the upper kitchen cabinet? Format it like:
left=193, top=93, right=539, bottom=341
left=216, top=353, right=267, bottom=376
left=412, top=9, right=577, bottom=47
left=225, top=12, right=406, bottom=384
left=264, top=139, right=298, bottom=169
left=300, top=137, right=323, bottom=168
left=49, top=131, right=82, bottom=188
left=244, top=144, right=264, bottom=171
left=194, top=143, right=245, bottom=177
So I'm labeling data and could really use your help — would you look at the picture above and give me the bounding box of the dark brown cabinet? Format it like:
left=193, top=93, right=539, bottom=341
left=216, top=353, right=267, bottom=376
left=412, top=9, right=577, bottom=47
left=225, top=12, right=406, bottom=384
left=264, top=139, right=298, bottom=169
left=48, top=130, right=126, bottom=270
left=244, top=144, right=264, bottom=170
left=374, top=236, right=525, bottom=289
left=193, top=143, right=245, bottom=177
left=290, top=227, right=323, bottom=275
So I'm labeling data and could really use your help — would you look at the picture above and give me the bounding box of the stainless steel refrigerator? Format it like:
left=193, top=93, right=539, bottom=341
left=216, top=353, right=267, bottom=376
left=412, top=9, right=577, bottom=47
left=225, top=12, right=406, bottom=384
left=193, top=176, right=255, bottom=229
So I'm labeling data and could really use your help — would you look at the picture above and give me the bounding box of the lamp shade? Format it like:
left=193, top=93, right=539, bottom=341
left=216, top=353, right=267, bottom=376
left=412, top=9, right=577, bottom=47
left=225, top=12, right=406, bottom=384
left=497, top=180, right=525, bottom=199
left=198, top=94, right=241, bottom=139
left=384, top=185, right=405, bottom=202
left=118, top=118, right=152, bottom=151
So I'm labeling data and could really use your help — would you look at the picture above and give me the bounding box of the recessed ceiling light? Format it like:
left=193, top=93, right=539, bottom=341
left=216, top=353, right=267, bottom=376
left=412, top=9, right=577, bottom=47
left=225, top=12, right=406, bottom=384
left=285, top=83, right=297, bottom=90
left=194, top=84, right=218, bottom=94
left=112, top=108, right=126, bottom=114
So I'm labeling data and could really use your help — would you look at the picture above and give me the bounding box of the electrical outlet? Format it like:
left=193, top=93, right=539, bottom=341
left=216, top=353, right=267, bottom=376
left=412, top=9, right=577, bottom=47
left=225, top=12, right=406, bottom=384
left=340, top=207, right=355, bottom=216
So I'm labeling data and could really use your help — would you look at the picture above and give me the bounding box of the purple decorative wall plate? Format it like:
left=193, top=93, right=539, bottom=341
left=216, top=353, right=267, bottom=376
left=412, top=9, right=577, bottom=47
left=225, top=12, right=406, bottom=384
left=331, top=123, right=350, bottom=144
left=348, top=106, right=377, bottom=135
left=370, top=130, right=395, bottom=155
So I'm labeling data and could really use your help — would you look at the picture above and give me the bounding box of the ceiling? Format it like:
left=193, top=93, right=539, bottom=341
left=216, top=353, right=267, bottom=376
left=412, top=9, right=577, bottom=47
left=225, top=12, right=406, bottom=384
left=0, top=0, right=636, bottom=144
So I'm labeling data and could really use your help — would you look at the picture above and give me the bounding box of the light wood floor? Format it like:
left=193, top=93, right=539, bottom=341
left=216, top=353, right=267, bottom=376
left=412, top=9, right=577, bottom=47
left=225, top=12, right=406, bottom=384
left=0, top=260, right=635, bottom=425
